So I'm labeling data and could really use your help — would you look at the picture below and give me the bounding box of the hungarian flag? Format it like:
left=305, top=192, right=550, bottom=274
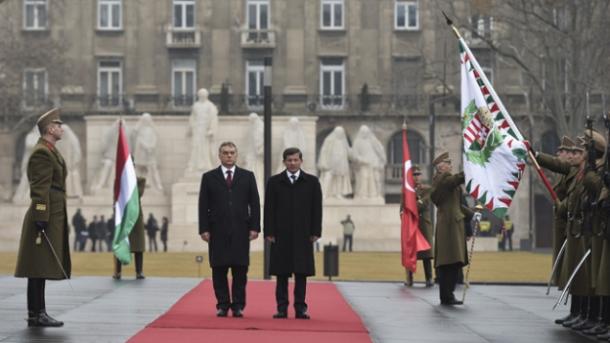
left=400, top=127, right=431, bottom=272
left=459, top=38, right=528, bottom=218
left=112, top=121, right=140, bottom=264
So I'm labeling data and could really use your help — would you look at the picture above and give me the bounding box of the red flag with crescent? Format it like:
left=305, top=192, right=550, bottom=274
left=401, top=127, right=431, bottom=272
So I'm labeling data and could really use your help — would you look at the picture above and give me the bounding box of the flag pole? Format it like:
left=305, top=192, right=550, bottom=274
left=441, top=11, right=557, bottom=203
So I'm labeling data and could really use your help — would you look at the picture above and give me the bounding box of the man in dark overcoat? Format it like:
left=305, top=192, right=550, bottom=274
left=199, top=142, right=260, bottom=318
left=430, top=152, right=473, bottom=306
left=264, top=148, right=323, bottom=319
left=71, top=208, right=87, bottom=251
left=15, top=108, right=71, bottom=327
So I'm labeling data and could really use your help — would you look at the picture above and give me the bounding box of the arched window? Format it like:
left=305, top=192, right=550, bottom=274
left=388, top=129, right=426, bottom=165
left=540, top=130, right=559, bottom=155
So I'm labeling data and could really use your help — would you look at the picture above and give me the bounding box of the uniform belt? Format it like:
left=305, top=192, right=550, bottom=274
left=50, top=186, right=66, bottom=193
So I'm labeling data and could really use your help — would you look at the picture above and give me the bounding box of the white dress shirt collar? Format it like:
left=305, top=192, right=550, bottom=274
left=286, top=169, right=301, bottom=183
left=221, top=165, right=236, bottom=179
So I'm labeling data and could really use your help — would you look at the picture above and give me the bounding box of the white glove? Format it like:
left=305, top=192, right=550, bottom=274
left=473, top=212, right=482, bottom=222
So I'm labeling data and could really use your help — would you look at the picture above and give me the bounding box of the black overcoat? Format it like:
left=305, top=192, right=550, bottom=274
left=198, top=166, right=260, bottom=267
left=264, top=171, right=322, bottom=276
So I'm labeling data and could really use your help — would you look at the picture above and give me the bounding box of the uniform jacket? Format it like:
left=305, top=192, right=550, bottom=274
left=430, top=171, right=471, bottom=268
left=264, top=170, right=322, bottom=276
left=129, top=177, right=146, bottom=252
left=15, top=138, right=71, bottom=279
left=199, top=166, right=260, bottom=267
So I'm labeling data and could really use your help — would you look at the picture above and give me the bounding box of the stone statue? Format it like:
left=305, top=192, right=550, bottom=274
left=12, top=125, right=39, bottom=204
left=186, top=88, right=219, bottom=174
left=90, top=119, right=122, bottom=194
left=244, top=112, right=264, bottom=192
left=318, top=126, right=352, bottom=198
left=351, top=125, right=386, bottom=199
left=132, top=113, right=164, bottom=192
left=277, top=117, right=306, bottom=172
left=56, top=124, right=84, bottom=199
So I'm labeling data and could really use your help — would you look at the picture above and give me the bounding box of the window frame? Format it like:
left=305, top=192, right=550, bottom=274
left=171, top=59, right=197, bottom=108
left=97, top=0, right=123, bottom=31
left=172, top=0, right=196, bottom=30
left=23, top=0, right=49, bottom=31
left=319, top=59, right=346, bottom=110
left=394, top=0, right=419, bottom=31
left=22, top=68, right=48, bottom=109
left=320, top=0, right=344, bottom=30
left=247, top=0, right=270, bottom=31
left=245, top=60, right=264, bottom=109
left=97, top=60, right=123, bottom=109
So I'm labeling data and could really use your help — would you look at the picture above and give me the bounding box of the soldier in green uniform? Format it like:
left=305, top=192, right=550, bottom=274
left=578, top=130, right=607, bottom=335
left=595, top=184, right=610, bottom=339
left=430, top=152, right=474, bottom=305
left=14, top=108, right=71, bottom=327
left=535, top=136, right=579, bottom=324
left=113, top=177, right=147, bottom=279
left=404, top=165, right=434, bottom=287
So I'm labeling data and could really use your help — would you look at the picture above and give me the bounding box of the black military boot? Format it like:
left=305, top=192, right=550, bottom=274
left=582, top=322, right=607, bottom=335
left=28, top=311, right=63, bottom=327
left=562, top=315, right=583, bottom=328
left=555, top=313, right=576, bottom=325
left=404, top=271, right=413, bottom=287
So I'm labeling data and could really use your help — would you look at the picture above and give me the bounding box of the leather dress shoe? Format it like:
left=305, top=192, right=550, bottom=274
left=136, top=273, right=145, bottom=280
left=425, top=279, right=434, bottom=288
left=216, top=309, right=228, bottom=317
left=28, top=311, right=64, bottom=327
left=562, top=315, right=583, bottom=328
left=441, top=299, right=464, bottom=306
left=597, top=329, right=610, bottom=340
left=112, top=273, right=121, bottom=280
left=273, top=311, right=288, bottom=319
left=571, top=319, right=596, bottom=331
left=582, top=322, right=607, bottom=335
left=554, top=313, right=575, bottom=325
left=232, top=309, right=243, bottom=318
left=295, top=311, right=310, bottom=319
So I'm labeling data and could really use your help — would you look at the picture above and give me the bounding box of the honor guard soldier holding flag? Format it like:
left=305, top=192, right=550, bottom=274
left=430, top=152, right=474, bottom=305
left=15, top=108, right=71, bottom=327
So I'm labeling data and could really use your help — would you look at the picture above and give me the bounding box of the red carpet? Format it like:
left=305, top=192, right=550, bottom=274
left=128, top=280, right=371, bottom=343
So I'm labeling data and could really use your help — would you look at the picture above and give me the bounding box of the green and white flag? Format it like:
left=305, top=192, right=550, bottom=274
left=459, top=39, right=528, bottom=218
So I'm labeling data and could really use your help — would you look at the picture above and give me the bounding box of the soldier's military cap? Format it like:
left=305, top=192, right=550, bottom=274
left=36, top=108, right=62, bottom=134
left=557, top=136, right=575, bottom=151
left=573, top=137, right=586, bottom=152
left=412, top=164, right=422, bottom=175
left=582, top=129, right=606, bottom=153
left=432, top=151, right=451, bottom=166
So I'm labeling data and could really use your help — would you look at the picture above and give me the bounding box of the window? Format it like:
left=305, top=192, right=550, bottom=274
left=23, top=0, right=48, bottom=30
left=472, top=48, right=495, bottom=84
left=320, top=58, right=345, bottom=110
left=23, top=68, right=47, bottom=108
left=245, top=60, right=264, bottom=109
left=388, top=130, right=426, bottom=166
left=173, top=0, right=195, bottom=29
left=540, top=130, right=560, bottom=155
left=471, top=14, right=493, bottom=39
left=98, top=0, right=122, bottom=30
left=247, top=0, right=269, bottom=41
left=171, top=59, right=196, bottom=107
left=395, top=1, right=418, bottom=30
left=321, top=0, right=343, bottom=30
left=97, top=60, right=122, bottom=108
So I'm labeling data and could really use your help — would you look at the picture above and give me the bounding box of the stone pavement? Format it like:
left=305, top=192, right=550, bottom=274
left=0, top=276, right=592, bottom=343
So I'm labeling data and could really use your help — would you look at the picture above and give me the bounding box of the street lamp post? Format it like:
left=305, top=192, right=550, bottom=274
left=263, top=57, right=272, bottom=280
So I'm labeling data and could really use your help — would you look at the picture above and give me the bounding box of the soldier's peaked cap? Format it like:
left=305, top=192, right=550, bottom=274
left=432, top=152, right=451, bottom=166
left=557, top=136, right=575, bottom=151
left=583, top=129, right=606, bottom=153
left=36, top=108, right=62, bottom=133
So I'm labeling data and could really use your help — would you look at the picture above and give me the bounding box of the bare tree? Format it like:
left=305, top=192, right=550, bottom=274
left=444, top=0, right=610, bottom=136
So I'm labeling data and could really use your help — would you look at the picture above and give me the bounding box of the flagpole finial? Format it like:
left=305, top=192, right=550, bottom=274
left=402, top=122, right=407, bottom=130
left=441, top=10, right=453, bottom=26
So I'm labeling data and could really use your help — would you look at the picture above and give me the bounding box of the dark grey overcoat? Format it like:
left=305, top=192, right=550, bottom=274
left=264, top=171, right=322, bottom=277
left=198, top=166, right=260, bottom=267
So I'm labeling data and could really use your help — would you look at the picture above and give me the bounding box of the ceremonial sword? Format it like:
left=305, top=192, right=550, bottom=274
left=546, top=238, right=568, bottom=295
left=553, top=248, right=591, bottom=310
left=41, top=231, right=74, bottom=291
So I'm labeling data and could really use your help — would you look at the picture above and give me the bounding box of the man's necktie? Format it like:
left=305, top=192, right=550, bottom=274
left=226, top=170, right=233, bottom=188
left=290, top=174, right=296, bottom=184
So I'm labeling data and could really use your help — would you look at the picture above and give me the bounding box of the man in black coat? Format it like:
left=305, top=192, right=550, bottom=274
left=264, top=147, right=322, bottom=320
left=199, top=141, right=260, bottom=318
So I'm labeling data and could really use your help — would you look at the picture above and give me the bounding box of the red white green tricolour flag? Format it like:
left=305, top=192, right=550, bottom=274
left=113, top=121, right=140, bottom=264
left=401, top=127, right=431, bottom=273
left=460, top=38, right=528, bottom=218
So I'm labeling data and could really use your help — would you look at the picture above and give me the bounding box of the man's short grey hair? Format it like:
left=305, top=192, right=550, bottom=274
left=218, top=141, right=238, bottom=152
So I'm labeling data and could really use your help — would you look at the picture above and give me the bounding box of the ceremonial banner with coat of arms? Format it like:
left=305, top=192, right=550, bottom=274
left=459, top=39, right=528, bottom=218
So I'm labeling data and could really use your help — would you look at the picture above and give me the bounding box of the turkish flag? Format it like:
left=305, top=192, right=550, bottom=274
left=401, top=127, right=431, bottom=272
